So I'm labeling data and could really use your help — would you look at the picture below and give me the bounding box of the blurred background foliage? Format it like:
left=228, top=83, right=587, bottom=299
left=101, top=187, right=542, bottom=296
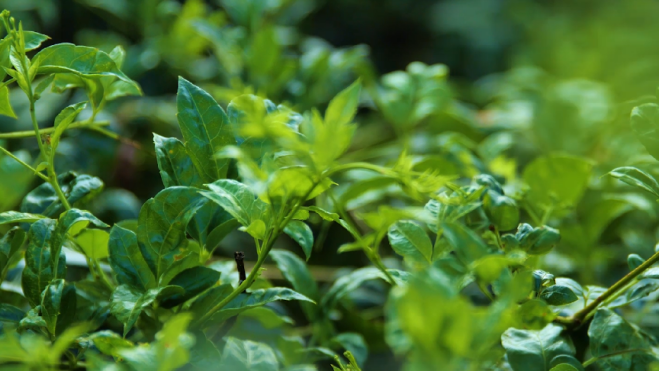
left=2, top=0, right=659, bottom=368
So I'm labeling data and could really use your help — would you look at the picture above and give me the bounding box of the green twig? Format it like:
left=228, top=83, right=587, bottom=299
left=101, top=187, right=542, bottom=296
left=556, top=249, right=659, bottom=327
left=192, top=181, right=320, bottom=328
left=0, top=120, right=110, bottom=139
left=0, top=145, right=49, bottom=181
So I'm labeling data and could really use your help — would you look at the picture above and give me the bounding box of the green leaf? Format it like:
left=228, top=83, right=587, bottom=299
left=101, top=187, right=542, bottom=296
left=108, top=225, right=157, bottom=291
left=483, top=190, right=519, bottom=231
left=50, top=102, right=87, bottom=153
left=502, top=324, right=576, bottom=371
left=153, top=134, right=203, bottom=188
left=549, top=365, right=579, bottom=371
left=138, top=187, right=208, bottom=280
left=51, top=208, right=108, bottom=269
left=188, top=201, right=233, bottom=250
left=159, top=266, right=220, bottom=309
left=199, top=287, right=314, bottom=327
left=325, top=80, right=361, bottom=128
left=549, top=355, right=585, bottom=371
left=23, top=31, right=50, bottom=51
left=238, top=307, right=295, bottom=329
left=588, top=309, right=656, bottom=370
left=305, top=206, right=339, bottom=221
left=205, top=218, right=240, bottom=252
left=539, top=285, right=578, bottom=305
left=118, top=313, right=194, bottom=370
left=41, top=279, right=64, bottom=335
left=220, top=337, right=280, bottom=371
left=201, top=179, right=271, bottom=230
left=440, top=221, right=489, bottom=264
left=630, top=103, right=659, bottom=161
left=33, top=43, right=140, bottom=86
left=515, top=223, right=561, bottom=255
left=75, top=229, right=110, bottom=260
left=0, top=226, right=25, bottom=273
left=0, top=211, right=45, bottom=225
left=523, top=154, right=592, bottom=212
left=0, top=303, right=25, bottom=323
left=0, top=86, right=16, bottom=118
left=110, top=284, right=161, bottom=337
left=388, top=220, right=433, bottom=266
left=0, top=227, right=25, bottom=277
left=424, top=199, right=481, bottom=233
left=20, top=172, right=104, bottom=217
left=176, top=77, right=234, bottom=182
left=283, top=221, right=314, bottom=261
left=607, top=166, right=659, bottom=198
left=269, top=249, right=319, bottom=320
left=321, top=267, right=406, bottom=310
left=21, top=219, right=65, bottom=307
left=189, top=284, right=234, bottom=319
left=87, top=330, right=134, bottom=358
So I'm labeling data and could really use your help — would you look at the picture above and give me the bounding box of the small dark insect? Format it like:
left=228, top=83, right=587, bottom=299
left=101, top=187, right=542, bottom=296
left=234, top=251, right=247, bottom=293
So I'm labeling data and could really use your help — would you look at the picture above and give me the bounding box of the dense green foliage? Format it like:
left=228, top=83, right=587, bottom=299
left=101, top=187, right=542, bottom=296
left=2, top=1, right=659, bottom=370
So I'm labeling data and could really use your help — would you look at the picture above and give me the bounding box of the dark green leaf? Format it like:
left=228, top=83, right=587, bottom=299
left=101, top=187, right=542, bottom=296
left=283, top=221, right=314, bottom=261
left=270, top=249, right=319, bottom=320
left=440, top=222, right=489, bottom=264
left=50, top=208, right=107, bottom=269
left=160, top=266, right=220, bottom=308
left=200, top=288, right=314, bottom=327
left=153, top=134, right=203, bottom=188
left=588, top=309, right=656, bottom=370
left=0, top=227, right=25, bottom=275
left=20, top=172, right=104, bottom=217
left=41, top=279, right=64, bottom=335
left=0, top=211, right=46, bottom=225
left=137, top=187, right=208, bottom=280
left=110, top=284, right=160, bottom=337
left=108, top=225, right=157, bottom=291
left=515, top=224, right=561, bottom=255
left=321, top=267, right=404, bottom=310
left=21, top=219, right=65, bottom=307
left=539, top=285, right=578, bottom=305
left=0, top=304, right=25, bottom=323
left=483, top=190, right=519, bottom=231
left=176, top=77, right=234, bottom=182
left=502, top=324, right=575, bottom=371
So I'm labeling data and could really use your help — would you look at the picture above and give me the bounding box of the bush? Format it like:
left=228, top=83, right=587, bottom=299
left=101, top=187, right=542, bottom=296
left=1, top=2, right=659, bottom=371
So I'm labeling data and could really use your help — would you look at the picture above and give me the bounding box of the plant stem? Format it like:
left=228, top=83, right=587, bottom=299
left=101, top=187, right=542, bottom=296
left=558, top=249, right=659, bottom=327
left=192, top=181, right=320, bottom=328
left=0, top=145, right=49, bottom=181
left=325, top=162, right=394, bottom=177
left=23, top=64, right=71, bottom=210
left=0, top=120, right=110, bottom=139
